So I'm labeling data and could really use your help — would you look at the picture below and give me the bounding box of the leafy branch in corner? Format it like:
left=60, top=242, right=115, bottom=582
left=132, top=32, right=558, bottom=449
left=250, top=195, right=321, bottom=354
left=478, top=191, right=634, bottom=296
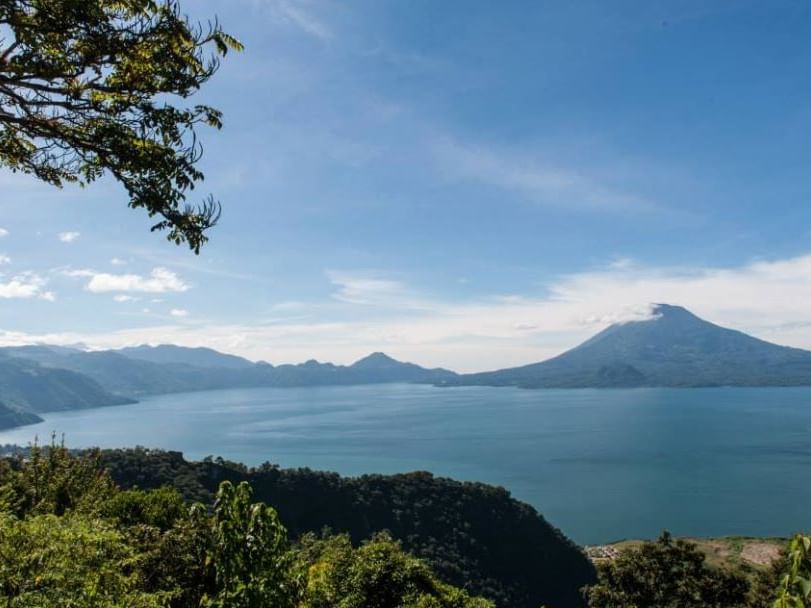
left=0, top=0, right=242, bottom=252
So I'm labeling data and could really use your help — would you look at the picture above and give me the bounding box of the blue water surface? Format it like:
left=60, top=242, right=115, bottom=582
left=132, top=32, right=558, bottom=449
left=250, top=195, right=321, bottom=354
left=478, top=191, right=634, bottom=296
left=1, top=384, right=809, bottom=544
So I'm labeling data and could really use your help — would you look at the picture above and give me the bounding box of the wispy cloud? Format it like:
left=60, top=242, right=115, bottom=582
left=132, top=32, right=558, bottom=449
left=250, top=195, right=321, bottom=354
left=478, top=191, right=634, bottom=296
left=58, top=231, right=80, bottom=243
left=0, top=272, right=53, bottom=300
left=65, top=267, right=190, bottom=294
left=0, top=255, right=10, bottom=265
left=432, top=137, right=657, bottom=212
left=326, top=271, right=437, bottom=311
left=0, top=228, right=8, bottom=238
left=110, top=258, right=127, bottom=266
left=170, top=308, right=189, bottom=318
left=271, top=0, right=331, bottom=40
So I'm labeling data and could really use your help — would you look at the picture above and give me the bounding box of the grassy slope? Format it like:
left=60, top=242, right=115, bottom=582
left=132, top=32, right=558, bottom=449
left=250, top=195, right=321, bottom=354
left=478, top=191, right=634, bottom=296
left=587, top=537, right=787, bottom=576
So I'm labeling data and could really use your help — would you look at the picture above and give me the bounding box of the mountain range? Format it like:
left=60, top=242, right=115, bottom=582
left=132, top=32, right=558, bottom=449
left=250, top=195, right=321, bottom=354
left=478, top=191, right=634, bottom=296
left=2, top=304, right=811, bottom=430
left=0, top=347, right=456, bottom=428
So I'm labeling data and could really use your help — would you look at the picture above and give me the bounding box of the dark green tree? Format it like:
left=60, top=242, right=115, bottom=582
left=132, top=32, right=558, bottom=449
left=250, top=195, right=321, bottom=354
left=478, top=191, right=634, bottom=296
left=0, top=0, right=242, bottom=252
left=585, top=532, right=750, bottom=608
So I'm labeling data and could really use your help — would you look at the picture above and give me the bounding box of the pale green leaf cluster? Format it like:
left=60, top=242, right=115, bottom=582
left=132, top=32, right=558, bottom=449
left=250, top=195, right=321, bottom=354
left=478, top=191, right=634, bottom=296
left=775, top=535, right=811, bottom=608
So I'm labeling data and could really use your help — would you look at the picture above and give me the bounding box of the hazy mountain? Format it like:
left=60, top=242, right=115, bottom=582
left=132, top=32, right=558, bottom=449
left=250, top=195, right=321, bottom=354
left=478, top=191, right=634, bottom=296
left=0, top=354, right=134, bottom=414
left=0, top=347, right=273, bottom=397
left=0, top=401, right=42, bottom=430
left=117, top=344, right=255, bottom=369
left=1, top=346, right=457, bottom=399
left=348, top=352, right=457, bottom=383
left=243, top=354, right=457, bottom=387
left=453, top=304, right=811, bottom=388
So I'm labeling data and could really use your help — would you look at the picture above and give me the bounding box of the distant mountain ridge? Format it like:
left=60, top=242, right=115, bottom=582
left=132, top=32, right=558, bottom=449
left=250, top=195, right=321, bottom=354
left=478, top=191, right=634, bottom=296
left=452, top=304, right=811, bottom=388
left=0, top=346, right=458, bottom=430
left=116, top=344, right=256, bottom=369
left=4, top=304, right=811, bottom=431
left=0, top=352, right=134, bottom=418
left=0, top=402, right=42, bottom=430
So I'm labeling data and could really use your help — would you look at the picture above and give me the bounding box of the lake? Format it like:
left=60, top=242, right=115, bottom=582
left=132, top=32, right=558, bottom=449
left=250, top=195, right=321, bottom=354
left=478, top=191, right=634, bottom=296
left=1, top=383, right=810, bottom=545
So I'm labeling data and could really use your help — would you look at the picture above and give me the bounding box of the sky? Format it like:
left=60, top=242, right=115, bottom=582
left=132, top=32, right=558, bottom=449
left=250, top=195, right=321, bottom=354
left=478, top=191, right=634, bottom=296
left=3, top=0, right=811, bottom=372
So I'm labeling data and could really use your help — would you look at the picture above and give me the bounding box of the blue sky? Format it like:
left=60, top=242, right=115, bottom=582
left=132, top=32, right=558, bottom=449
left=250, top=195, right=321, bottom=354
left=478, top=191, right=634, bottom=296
left=3, top=0, right=811, bottom=371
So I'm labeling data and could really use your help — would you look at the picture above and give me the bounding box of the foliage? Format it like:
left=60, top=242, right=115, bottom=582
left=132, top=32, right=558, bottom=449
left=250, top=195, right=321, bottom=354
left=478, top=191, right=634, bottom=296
left=0, top=446, right=494, bottom=608
left=584, top=532, right=750, bottom=608
left=774, top=535, right=811, bottom=608
left=296, top=532, right=493, bottom=608
left=0, top=436, right=114, bottom=517
left=102, top=485, right=186, bottom=530
left=749, top=550, right=788, bottom=608
left=99, top=447, right=597, bottom=608
left=0, top=513, right=167, bottom=607
left=0, top=0, right=242, bottom=251
left=201, top=480, right=295, bottom=608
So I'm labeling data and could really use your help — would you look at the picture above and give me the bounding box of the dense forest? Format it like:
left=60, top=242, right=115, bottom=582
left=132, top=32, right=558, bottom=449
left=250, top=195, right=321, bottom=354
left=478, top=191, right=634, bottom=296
left=1, top=443, right=810, bottom=608
left=0, top=443, right=493, bottom=608
left=98, top=447, right=595, bottom=608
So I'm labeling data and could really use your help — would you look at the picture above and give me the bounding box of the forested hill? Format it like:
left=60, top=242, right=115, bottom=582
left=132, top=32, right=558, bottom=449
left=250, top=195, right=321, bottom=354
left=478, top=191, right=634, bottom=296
left=0, top=402, right=42, bottom=430
left=0, top=353, right=134, bottom=417
left=100, top=448, right=596, bottom=608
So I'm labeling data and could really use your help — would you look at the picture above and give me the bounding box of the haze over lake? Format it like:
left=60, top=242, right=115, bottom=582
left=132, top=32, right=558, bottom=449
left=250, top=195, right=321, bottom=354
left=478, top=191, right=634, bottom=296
left=1, top=383, right=809, bottom=544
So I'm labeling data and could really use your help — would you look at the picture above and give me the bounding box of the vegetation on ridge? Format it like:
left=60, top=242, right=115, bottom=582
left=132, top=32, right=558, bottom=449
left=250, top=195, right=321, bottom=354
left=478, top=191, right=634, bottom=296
left=0, top=441, right=491, bottom=607
left=98, top=447, right=595, bottom=608
left=1, top=442, right=810, bottom=608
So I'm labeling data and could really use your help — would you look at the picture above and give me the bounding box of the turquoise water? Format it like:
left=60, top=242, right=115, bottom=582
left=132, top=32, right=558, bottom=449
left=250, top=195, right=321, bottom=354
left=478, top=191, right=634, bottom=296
left=1, top=384, right=810, bottom=544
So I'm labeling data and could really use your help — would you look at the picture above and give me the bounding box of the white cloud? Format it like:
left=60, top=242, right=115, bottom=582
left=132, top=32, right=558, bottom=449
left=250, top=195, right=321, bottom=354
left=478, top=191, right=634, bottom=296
left=327, top=271, right=429, bottom=309
left=58, top=231, right=80, bottom=243
left=110, top=258, right=127, bottom=266
left=0, top=255, right=10, bottom=265
left=0, top=272, right=53, bottom=300
left=113, top=295, right=136, bottom=303
left=170, top=308, right=189, bottom=318
left=66, top=267, right=189, bottom=293
left=432, top=137, right=656, bottom=212
left=328, top=271, right=407, bottom=305
left=12, top=253, right=811, bottom=372
left=0, top=228, right=8, bottom=238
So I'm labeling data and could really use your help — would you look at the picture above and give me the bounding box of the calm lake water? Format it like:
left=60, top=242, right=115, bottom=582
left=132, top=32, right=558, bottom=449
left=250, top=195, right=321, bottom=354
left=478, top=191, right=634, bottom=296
left=1, top=383, right=810, bottom=544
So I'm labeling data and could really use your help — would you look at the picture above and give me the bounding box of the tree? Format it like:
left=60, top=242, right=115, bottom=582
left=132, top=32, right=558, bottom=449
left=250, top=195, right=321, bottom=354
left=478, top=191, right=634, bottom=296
left=584, top=532, right=750, bottom=608
left=0, top=513, right=167, bottom=607
left=774, top=534, right=811, bottom=608
left=201, top=480, right=296, bottom=608
left=295, top=532, right=494, bottom=608
left=0, top=0, right=242, bottom=252
left=0, top=436, right=115, bottom=517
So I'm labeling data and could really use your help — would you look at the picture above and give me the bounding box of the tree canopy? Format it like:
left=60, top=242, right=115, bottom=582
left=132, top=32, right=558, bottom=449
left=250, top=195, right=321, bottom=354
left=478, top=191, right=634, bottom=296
left=0, top=0, right=241, bottom=252
left=585, top=532, right=751, bottom=608
left=0, top=443, right=493, bottom=608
